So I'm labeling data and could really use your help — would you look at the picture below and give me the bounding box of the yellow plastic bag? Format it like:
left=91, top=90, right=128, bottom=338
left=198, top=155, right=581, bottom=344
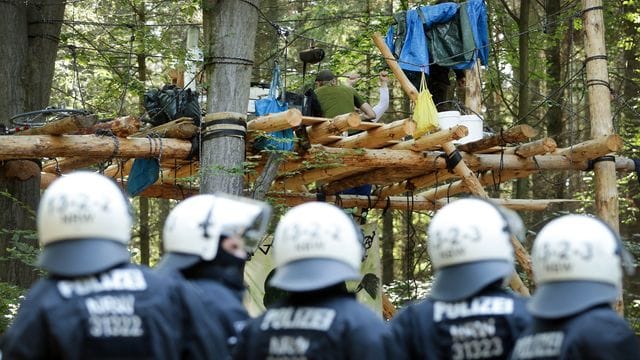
left=412, top=72, right=439, bottom=138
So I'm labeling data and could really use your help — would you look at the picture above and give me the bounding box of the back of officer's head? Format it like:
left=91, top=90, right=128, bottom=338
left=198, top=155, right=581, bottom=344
left=157, top=194, right=271, bottom=272
left=269, top=202, right=363, bottom=292
left=37, top=172, right=132, bottom=277
left=427, top=198, right=517, bottom=302
left=529, top=214, right=631, bottom=319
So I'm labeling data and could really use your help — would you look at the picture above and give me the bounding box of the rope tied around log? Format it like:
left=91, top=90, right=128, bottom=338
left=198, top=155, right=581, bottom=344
left=586, top=155, right=616, bottom=171
left=201, top=114, right=247, bottom=141
left=581, top=5, right=603, bottom=16
left=146, top=133, right=164, bottom=183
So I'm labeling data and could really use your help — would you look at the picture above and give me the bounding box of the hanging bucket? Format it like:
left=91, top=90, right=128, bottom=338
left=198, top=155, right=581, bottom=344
left=437, top=111, right=461, bottom=130
left=458, top=114, right=484, bottom=144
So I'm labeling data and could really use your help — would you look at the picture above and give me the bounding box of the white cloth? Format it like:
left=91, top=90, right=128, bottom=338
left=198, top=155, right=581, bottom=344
left=372, top=85, right=389, bottom=122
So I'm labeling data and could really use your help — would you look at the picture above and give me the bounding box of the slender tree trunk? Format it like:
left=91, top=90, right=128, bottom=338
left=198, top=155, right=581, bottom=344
left=515, top=0, right=531, bottom=200
left=139, top=197, right=150, bottom=266
left=382, top=210, right=394, bottom=284
left=402, top=207, right=414, bottom=281
left=0, top=0, right=64, bottom=287
left=201, top=0, right=260, bottom=195
left=157, top=199, right=171, bottom=257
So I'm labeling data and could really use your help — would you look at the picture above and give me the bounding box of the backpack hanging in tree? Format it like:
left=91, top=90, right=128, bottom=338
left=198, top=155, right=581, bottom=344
left=413, top=72, right=439, bottom=138
left=143, top=84, right=201, bottom=126
left=253, top=64, right=295, bottom=151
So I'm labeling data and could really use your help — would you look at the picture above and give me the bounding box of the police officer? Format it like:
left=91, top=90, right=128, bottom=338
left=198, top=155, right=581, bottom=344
left=510, top=214, right=640, bottom=359
left=234, top=201, right=393, bottom=360
left=390, top=198, right=532, bottom=359
left=0, top=172, right=227, bottom=359
left=156, top=193, right=272, bottom=353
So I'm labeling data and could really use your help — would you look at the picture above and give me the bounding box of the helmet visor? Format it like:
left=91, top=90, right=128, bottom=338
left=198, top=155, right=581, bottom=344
left=214, top=193, right=272, bottom=254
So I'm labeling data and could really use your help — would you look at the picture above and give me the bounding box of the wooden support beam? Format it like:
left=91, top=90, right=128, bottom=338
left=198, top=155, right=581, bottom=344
left=302, top=116, right=382, bottom=131
left=0, top=135, right=192, bottom=160
left=133, top=117, right=199, bottom=139
left=330, top=119, right=415, bottom=149
left=418, top=170, right=534, bottom=201
left=555, top=134, right=623, bottom=161
left=504, top=137, right=557, bottom=157
left=391, top=125, right=468, bottom=151
left=372, top=33, right=419, bottom=100
left=379, top=170, right=457, bottom=199
left=457, top=124, right=539, bottom=153
left=18, top=115, right=98, bottom=136
left=306, top=112, right=361, bottom=144
left=76, top=115, right=141, bottom=137
left=247, top=109, right=302, bottom=132
left=269, top=192, right=578, bottom=212
left=277, top=166, right=363, bottom=190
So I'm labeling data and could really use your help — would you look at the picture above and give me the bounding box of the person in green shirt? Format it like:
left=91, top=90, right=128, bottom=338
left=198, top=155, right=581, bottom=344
left=314, top=69, right=376, bottom=120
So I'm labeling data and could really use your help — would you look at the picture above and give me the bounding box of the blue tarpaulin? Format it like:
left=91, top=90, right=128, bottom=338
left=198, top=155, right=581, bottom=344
left=385, top=0, right=489, bottom=73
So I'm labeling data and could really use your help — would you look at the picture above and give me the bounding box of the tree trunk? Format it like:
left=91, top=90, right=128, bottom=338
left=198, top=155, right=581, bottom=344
left=139, top=197, right=150, bottom=266
left=402, top=207, right=415, bottom=281
left=382, top=210, right=395, bottom=284
left=0, top=0, right=64, bottom=287
left=201, top=0, right=260, bottom=195
left=581, top=0, right=621, bottom=312
left=515, top=0, right=531, bottom=200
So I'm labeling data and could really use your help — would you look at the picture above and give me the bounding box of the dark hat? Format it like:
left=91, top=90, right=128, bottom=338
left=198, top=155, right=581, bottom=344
left=316, top=69, right=335, bottom=81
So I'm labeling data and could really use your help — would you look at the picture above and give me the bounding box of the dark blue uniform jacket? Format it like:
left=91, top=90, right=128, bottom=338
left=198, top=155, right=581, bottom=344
left=390, top=287, right=532, bottom=359
left=510, top=305, right=640, bottom=360
left=0, top=263, right=228, bottom=360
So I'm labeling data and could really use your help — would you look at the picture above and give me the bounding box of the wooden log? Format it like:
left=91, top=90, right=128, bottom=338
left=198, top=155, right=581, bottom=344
left=247, top=109, right=303, bottom=132
left=418, top=170, right=534, bottom=201
left=0, top=135, right=192, bottom=160
left=457, top=124, right=539, bottom=153
left=103, top=159, right=134, bottom=178
left=40, top=172, right=58, bottom=188
left=42, top=157, right=100, bottom=174
left=75, top=115, right=141, bottom=137
left=330, top=119, right=415, bottom=149
left=582, top=0, right=622, bottom=313
left=378, top=170, right=457, bottom=199
left=442, top=142, right=488, bottom=197
left=18, top=115, right=98, bottom=136
left=306, top=112, right=361, bottom=144
left=391, top=125, right=468, bottom=151
left=302, top=116, right=382, bottom=131
left=269, top=193, right=576, bottom=212
left=504, top=137, right=557, bottom=157
left=133, top=117, right=199, bottom=139
left=277, top=166, right=363, bottom=189
left=372, top=33, right=419, bottom=100
left=555, top=134, right=623, bottom=161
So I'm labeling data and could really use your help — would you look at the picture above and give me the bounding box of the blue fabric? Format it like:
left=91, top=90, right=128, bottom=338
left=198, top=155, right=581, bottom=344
left=385, top=0, right=489, bottom=73
left=254, top=64, right=295, bottom=151
left=127, top=158, right=160, bottom=196
left=340, top=184, right=372, bottom=196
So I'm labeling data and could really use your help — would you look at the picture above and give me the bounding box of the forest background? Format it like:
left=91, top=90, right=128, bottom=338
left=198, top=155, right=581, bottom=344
left=1, top=0, right=639, bottom=333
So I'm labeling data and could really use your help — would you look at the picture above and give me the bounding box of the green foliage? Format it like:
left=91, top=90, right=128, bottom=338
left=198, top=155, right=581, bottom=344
left=0, top=282, right=26, bottom=334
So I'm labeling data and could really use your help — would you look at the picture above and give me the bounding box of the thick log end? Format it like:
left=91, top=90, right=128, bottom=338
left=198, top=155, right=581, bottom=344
left=287, top=109, right=303, bottom=127
left=452, top=125, right=469, bottom=140
left=403, top=119, right=417, bottom=136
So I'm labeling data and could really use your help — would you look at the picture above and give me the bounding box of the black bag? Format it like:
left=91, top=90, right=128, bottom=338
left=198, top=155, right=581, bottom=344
left=143, top=85, right=202, bottom=126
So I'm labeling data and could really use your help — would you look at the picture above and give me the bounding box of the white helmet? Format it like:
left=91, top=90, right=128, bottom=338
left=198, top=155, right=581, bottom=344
left=427, top=198, right=517, bottom=301
left=157, top=193, right=272, bottom=271
left=529, top=214, right=632, bottom=319
left=270, top=202, right=363, bottom=292
left=37, top=172, right=132, bottom=276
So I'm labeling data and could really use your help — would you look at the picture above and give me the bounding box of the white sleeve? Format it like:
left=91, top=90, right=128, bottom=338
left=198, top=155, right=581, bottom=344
left=373, top=86, right=389, bottom=122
